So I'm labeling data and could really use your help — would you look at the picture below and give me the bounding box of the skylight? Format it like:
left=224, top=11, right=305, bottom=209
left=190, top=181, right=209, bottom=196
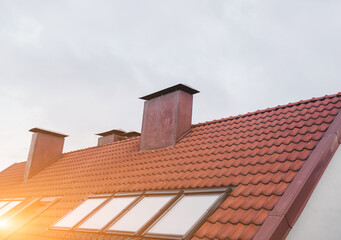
left=0, top=201, right=22, bottom=217
left=77, top=196, right=138, bottom=230
left=53, top=198, right=106, bottom=229
left=147, top=193, right=222, bottom=235
left=0, top=201, right=9, bottom=209
left=52, top=188, right=231, bottom=239
left=6, top=197, right=57, bottom=224
left=0, top=197, right=59, bottom=239
left=108, top=195, right=174, bottom=233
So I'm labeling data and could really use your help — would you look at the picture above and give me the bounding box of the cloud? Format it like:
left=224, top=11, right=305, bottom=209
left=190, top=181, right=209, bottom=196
left=0, top=0, right=341, bottom=171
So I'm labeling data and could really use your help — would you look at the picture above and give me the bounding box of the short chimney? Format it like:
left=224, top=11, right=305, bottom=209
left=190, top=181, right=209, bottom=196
left=96, top=129, right=141, bottom=146
left=96, top=129, right=127, bottom=146
left=139, top=84, right=199, bottom=151
left=24, top=128, right=68, bottom=182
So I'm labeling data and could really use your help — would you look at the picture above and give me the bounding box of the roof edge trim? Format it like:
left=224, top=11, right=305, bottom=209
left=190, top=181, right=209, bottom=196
left=253, top=108, right=341, bottom=240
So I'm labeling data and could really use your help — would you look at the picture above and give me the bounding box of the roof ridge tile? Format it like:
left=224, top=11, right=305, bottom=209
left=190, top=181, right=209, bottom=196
left=194, top=93, right=341, bottom=128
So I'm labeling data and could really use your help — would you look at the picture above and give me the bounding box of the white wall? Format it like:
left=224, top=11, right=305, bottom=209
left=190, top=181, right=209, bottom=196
left=286, top=144, right=341, bottom=240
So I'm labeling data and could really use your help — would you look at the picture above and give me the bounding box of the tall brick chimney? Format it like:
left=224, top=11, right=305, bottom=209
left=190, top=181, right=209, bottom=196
left=139, top=84, right=199, bottom=151
left=24, top=128, right=68, bottom=182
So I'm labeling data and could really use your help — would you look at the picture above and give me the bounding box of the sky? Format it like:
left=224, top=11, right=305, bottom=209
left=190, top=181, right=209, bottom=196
left=0, top=0, right=341, bottom=172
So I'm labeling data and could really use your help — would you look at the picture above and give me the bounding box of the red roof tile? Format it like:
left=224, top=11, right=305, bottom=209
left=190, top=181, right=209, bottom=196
left=1, top=92, right=341, bottom=239
left=0, top=161, right=25, bottom=190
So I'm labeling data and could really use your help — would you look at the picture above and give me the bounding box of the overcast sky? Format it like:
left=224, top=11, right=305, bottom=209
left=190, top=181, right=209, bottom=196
left=0, top=0, right=340, bottom=172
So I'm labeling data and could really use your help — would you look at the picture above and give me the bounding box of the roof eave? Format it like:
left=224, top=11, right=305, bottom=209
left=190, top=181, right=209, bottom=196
left=253, top=108, right=341, bottom=240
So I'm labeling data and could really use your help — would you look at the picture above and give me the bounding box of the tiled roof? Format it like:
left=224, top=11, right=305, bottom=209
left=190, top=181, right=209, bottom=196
left=1, top=92, right=341, bottom=240
left=0, top=161, right=26, bottom=190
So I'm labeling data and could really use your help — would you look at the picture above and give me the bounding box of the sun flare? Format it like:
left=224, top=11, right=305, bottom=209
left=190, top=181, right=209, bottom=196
left=0, top=220, right=8, bottom=228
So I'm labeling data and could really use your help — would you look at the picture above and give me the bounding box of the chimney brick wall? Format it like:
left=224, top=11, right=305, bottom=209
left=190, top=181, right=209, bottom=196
left=24, top=128, right=67, bottom=182
left=139, top=84, right=198, bottom=151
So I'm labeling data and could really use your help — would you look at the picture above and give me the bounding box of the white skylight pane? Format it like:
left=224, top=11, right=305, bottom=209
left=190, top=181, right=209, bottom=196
left=0, top=201, right=9, bottom=209
left=53, top=198, right=106, bottom=228
left=78, top=196, right=137, bottom=230
left=0, top=201, right=22, bottom=216
left=109, top=195, right=173, bottom=232
left=148, top=194, right=221, bottom=235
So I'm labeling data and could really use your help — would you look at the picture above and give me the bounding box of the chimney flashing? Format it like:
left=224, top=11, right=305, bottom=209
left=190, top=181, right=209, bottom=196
left=29, top=128, right=68, bottom=138
left=140, top=84, right=199, bottom=101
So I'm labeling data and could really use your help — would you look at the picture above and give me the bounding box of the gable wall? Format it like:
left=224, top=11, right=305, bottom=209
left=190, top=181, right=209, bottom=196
left=286, top=144, right=341, bottom=239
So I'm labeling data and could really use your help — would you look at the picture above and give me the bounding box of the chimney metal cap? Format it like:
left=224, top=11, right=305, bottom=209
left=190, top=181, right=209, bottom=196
left=124, top=131, right=141, bottom=137
left=96, top=129, right=126, bottom=137
left=29, top=128, right=68, bottom=138
left=140, top=83, right=199, bottom=100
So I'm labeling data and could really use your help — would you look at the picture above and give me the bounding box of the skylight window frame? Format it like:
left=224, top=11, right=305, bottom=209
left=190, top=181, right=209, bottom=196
left=0, top=198, right=25, bottom=217
left=0, top=201, right=10, bottom=210
left=142, top=187, right=232, bottom=240
left=104, top=190, right=181, bottom=236
left=1, top=199, right=37, bottom=219
left=4, top=197, right=60, bottom=222
left=73, top=192, right=142, bottom=233
left=0, top=197, right=60, bottom=240
left=0, top=198, right=25, bottom=201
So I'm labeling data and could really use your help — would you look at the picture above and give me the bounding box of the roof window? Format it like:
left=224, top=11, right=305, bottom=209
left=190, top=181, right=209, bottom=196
left=53, top=197, right=106, bottom=229
left=77, top=195, right=138, bottom=231
left=146, top=193, right=221, bottom=236
left=51, top=187, right=232, bottom=239
left=0, top=197, right=59, bottom=238
left=4, top=197, right=58, bottom=224
left=0, top=201, right=9, bottom=209
left=108, top=194, right=175, bottom=233
left=0, top=200, right=23, bottom=217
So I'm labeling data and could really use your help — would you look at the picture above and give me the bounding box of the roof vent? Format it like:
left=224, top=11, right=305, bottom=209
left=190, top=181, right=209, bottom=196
left=24, top=128, right=68, bottom=182
left=96, top=129, right=140, bottom=146
left=139, top=84, right=199, bottom=151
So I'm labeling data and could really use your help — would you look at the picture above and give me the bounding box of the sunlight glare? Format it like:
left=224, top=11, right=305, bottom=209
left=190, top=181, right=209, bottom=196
left=0, top=220, right=8, bottom=228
